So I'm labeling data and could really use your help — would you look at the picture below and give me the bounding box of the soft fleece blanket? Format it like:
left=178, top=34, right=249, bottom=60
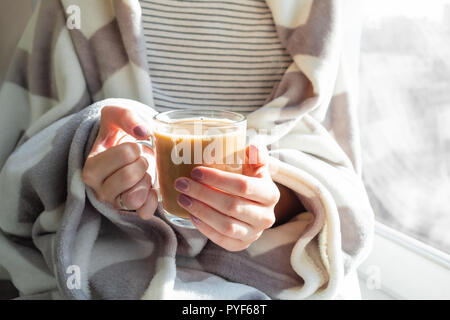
left=0, top=0, right=373, bottom=299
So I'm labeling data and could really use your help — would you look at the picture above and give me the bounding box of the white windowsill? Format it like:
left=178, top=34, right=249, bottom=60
left=357, top=221, right=450, bottom=300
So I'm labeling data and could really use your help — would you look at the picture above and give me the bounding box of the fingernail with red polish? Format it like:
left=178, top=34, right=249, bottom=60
left=190, top=214, right=201, bottom=225
left=248, top=144, right=259, bottom=164
left=133, top=125, right=148, bottom=137
left=191, top=168, right=203, bottom=180
left=178, top=194, right=192, bottom=207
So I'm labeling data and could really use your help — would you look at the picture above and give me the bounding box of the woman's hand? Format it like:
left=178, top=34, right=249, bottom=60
left=82, top=106, right=158, bottom=220
left=174, top=145, right=280, bottom=252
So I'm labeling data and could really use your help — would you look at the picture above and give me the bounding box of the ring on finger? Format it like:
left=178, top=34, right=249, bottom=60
left=118, top=193, right=136, bottom=212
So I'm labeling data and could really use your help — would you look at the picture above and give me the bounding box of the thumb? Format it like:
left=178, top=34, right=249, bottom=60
left=243, top=144, right=269, bottom=177
left=89, top=106, right=151, bottom=157
left=101, top=105, right=151, bottom=139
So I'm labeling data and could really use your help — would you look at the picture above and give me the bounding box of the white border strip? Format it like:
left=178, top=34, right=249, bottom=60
left=374, top=221, right=450, bottom=269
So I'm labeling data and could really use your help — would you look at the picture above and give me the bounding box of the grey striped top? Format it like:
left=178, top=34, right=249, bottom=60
left=139, top=0, right=292, bottom=114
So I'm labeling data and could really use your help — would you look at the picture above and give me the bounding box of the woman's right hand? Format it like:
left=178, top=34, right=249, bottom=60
left=81, top=106, right=158, bottom=220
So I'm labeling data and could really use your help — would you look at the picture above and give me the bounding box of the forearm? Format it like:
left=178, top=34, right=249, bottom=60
left=273, top=182, right=305, bottom=226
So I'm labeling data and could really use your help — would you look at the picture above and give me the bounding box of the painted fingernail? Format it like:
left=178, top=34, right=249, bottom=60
left=175, top=178, right=189, bottom=192
left=191, top=168, right=203, bottom=180
left=178, top=194, right=192, bottom=207
left=190, top=214, right=201, bottom=225
left=248, top=145, right=259, bottom=164
left=133, top=125, right=148, bottom=137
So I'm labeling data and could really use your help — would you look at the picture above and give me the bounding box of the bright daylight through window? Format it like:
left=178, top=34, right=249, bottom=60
left=359, top=0, right=450, bottom=253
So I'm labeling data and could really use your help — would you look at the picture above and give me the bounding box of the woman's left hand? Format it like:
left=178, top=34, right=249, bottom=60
left=174, top=145, right=280, bottom=252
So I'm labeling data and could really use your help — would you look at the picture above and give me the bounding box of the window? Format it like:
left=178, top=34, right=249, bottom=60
left=358, top=0, right=450, bottom=254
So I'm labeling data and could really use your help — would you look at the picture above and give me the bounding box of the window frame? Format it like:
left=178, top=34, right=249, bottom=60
left=357, top=221, right=450, bottom=300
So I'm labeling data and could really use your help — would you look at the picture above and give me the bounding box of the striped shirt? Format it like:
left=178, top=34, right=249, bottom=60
left=139, top=0, right=292, bottom=114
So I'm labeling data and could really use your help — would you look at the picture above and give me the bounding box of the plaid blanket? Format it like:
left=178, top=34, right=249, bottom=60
left=0, top=0, right=373, bottom=299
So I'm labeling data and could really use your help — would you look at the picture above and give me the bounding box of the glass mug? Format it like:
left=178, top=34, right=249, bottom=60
left=136, top=110, right=247, bottom=229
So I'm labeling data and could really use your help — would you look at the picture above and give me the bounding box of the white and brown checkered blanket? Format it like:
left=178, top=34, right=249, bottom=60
left=0, top=0, right=373, bottom=299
